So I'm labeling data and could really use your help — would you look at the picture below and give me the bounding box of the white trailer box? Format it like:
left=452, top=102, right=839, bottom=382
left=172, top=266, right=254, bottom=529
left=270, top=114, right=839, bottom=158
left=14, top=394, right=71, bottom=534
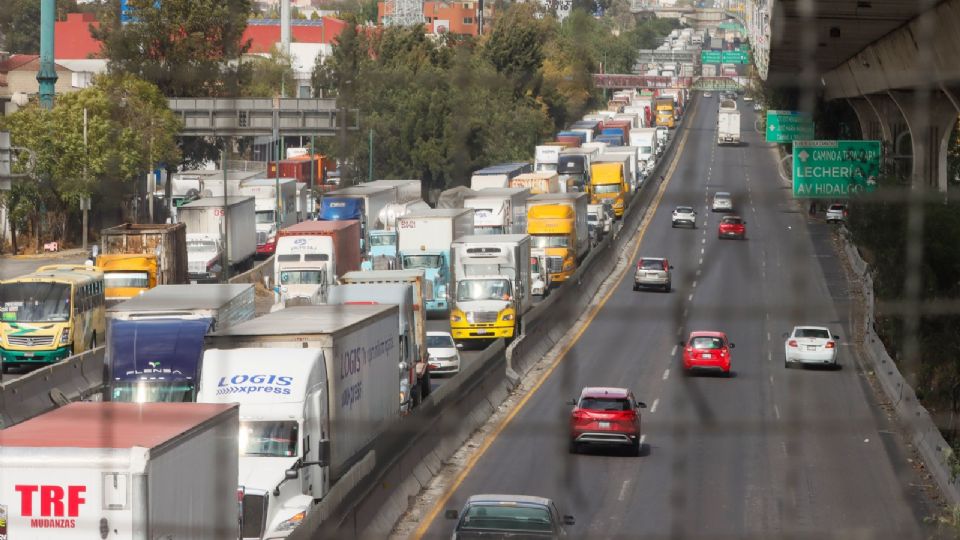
left=630, top=128, right=659, bottom=166
left=534, top=145, right=561, bottom=172
left=200, top=305, right=400, bottom=538
left=462, top=187, right=530, bottom=235
left=509, top=172, right=561, bottom=195
left=717, top=109, right=742, bottom=145
left=0, top=402, right=239, bottom=540
left=178, top=195, right=256, bottom=272
left=239, top=177, right=298, bottom=251
left=367, top=179, right=423, bottom=204
left=601, top=146, right=641, bottom=190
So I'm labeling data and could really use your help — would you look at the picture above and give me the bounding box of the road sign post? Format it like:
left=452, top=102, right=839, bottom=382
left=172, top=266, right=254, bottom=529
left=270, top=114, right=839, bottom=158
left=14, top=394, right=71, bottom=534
left=792, top=140, right=882, bottom=198
left=766, top=111, right=814, bottom=143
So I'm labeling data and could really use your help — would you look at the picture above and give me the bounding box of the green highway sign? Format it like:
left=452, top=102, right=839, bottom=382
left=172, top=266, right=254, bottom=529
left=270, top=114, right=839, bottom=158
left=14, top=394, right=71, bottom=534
left=792, top=140, right=882, bottom=198
left=721, top=50, right=749, bottom=64
left=766, top=110, right=814, bottom=143
left=701, top=50, right=722, bottom=64
left=738, top=43, right=750, bottom=53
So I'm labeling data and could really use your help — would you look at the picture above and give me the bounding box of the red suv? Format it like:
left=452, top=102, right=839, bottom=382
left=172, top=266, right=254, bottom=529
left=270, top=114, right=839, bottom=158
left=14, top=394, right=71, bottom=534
left=568, top=387, right=646, bottom=456
left=680, top=331, right=735, bottom=375
left=718, top=215, right=746, bottom=239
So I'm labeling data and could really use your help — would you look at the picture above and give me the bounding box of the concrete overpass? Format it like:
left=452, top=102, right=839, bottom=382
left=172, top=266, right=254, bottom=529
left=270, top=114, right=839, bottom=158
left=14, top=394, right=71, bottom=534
left=750, top=0, right=960, bottom=191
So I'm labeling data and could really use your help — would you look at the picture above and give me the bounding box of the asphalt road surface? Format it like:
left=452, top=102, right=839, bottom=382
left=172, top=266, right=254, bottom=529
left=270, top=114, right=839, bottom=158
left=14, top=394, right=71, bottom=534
left=414, top=97, right=936, bottom=539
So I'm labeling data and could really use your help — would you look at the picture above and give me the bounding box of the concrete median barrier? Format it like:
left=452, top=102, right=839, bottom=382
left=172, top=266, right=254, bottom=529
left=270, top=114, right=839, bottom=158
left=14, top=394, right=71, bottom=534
left=839, top=230, right=960, bottom=505
left=0, top=346, right=105, bottom=428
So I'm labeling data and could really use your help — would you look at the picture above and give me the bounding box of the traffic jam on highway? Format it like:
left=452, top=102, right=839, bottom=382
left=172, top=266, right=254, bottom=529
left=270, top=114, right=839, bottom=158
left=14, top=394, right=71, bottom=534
left=0, top=72, right=700, bottom=536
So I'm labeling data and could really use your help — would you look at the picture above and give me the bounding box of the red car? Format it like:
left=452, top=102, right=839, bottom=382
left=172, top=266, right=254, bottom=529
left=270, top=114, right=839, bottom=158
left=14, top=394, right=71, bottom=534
left=718, top=215, right=746, bottom=239
left=680, top=331, right=735, bottom=375
left=568, top=387, right=646, bottom=456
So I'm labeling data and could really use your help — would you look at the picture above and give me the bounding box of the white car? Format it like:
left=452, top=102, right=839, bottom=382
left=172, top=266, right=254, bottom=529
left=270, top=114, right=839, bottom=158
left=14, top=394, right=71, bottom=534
left=711, top=191, right=733, bottom=212
left=784, top=326, right=840, bottom=368
left=704, top=92, right=713, bottom=98
left=671, top=205, right=697, bottom=228
left=427, top=331, right=461, bottom=375
left=826, top=203, right=848, bottom=223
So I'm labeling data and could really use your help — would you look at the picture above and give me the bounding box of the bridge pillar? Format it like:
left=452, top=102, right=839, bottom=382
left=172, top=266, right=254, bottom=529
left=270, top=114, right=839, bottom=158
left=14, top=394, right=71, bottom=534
left=847, top=97, right=885, bottom=142
left=888, top=89, right=958, bottom=192
left=863, top=93, right=911, bottom=179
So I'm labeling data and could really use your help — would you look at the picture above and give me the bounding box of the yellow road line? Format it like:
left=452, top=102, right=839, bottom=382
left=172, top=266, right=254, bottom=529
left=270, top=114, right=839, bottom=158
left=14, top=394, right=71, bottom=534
left=412, top=98, right=700, bottom=539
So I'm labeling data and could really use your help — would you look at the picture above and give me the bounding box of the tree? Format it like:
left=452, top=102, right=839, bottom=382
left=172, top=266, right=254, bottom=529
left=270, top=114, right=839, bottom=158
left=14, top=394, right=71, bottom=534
left=0, top=74, right=181, bottom=249
left=239, top=48, right=296, bottom=98
left=92, top=0, right=252, bottom=98
left=483, top=3, right=552, bottom=97
left=0, top=0, right=81, bottom=54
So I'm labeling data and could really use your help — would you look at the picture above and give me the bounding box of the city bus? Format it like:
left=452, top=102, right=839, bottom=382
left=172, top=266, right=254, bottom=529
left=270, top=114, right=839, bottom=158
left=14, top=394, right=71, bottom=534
left=0, top=264, right=106, bottom=371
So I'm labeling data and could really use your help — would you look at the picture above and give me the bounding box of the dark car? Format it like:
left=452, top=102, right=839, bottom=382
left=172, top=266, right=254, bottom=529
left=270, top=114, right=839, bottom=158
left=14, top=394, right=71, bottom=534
left=446, top=494, right=575, bottom=539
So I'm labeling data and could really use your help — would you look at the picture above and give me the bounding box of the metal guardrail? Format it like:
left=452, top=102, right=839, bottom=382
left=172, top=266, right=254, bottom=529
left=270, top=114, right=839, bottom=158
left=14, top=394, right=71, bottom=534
left=0, top=346, right=105, bottom=428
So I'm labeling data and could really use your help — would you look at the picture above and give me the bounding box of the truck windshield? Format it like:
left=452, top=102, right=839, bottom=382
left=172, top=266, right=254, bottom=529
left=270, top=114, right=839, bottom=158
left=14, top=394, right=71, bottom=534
left=593, top=184, right=621, bottom=194
left=240, top=420, right=299, bottom=457
left=457, top=279, right=512, bottom=302
left=0, top=282, right=71, bottom=323
left=280, top=270, right=325, bottom=285
left=403, top=255, right=442, bottom=269
left=255, top=210, right=275, bottom=225
left=111, top=382, right=194, bottom=403
left=459, top=504, right=553, bottom=533
left=530, top=235, right=569, bottom=249
left=369, top=233, right=397, bottom=247
left=104, top=272, right=150, bottom=289
left=187, top=239, right=217, bottom=251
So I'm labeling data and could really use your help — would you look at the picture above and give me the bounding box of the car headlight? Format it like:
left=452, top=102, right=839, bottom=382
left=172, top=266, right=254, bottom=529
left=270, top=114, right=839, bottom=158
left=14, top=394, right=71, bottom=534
left=60, top=327, right=71, bottom=345
left=563, top=261, right=574, bottom=271
left=274, top=511, right=305, bottom=532
left=450, top=309, right=464, bottom=323
left=501, top=312, right=514, bottom=321
left=614, top=200, right=624, bottom=208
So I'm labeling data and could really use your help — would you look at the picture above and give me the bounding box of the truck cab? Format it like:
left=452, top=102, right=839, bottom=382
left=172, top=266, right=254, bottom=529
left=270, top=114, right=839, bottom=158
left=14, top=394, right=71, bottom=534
left=199, top=349, right=326, bottom=539
left=527, top=205, right=577, bottom=284
left=97, top=253, right=158, bottom=301
left=274, top=235, right=331, bottom=303
left=449, top=235, right=531, bottom=343
left=186, top=233, right=223, bottom=282
left=589, top=162, right=628, bottom=217
left=366, top=230, right=399, bottom=270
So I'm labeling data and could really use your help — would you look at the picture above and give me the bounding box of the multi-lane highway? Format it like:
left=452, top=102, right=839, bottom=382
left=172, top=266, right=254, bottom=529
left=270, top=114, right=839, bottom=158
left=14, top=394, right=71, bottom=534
left=412, top=97, right=937, bottom=538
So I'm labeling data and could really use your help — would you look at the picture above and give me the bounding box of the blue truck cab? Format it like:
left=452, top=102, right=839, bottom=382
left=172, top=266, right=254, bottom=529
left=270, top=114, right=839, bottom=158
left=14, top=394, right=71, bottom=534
left=362, top=229, right=399, bottom=270
left=319, top=196, right=366, bottom=250
left=106, top=316, right=212, bottom=402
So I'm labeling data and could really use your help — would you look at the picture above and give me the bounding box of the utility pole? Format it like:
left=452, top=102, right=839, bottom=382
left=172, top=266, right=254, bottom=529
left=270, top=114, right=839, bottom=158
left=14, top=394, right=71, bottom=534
left=37, top=0, right=58, bottom=109
left=309, top=134, right=316, bottom=219
left=82, top=109, right=89, bottom=252
left=221, top=142, right=230, bottom=282
left=368, top=129, right=373, bottom=182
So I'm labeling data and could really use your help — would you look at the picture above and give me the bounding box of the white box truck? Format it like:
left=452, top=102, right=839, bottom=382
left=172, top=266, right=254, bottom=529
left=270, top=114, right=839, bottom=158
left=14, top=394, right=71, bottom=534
left=366, top=179, right=422, bottom=204
left=199, top=305, right=399, bottom=540
left=449, top=234, right=531, bottom=343
left=178, top=195, right=257, bottom=282
left=397, top=209, right=475, bottom=316
left=239, top=177, right=298, bottom=257
left=469, top=163, right=532, bottom=190
left=0, top=402, right=239, bottom=539
left=462, top=187, right=530, bottom=235
left=602, top=146, right=641, bottom=190
left=717, top=108, right=742, bottom=145
left=630, top=128, right=659, bottom=176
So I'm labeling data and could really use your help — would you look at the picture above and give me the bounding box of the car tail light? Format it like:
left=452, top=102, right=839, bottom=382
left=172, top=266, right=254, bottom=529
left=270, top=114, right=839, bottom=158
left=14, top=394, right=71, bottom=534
left=788, top=340, right=798, bottom=347
left=825, top=341, right=835, bottom=349
left=663, top=260, right=669, bottom=271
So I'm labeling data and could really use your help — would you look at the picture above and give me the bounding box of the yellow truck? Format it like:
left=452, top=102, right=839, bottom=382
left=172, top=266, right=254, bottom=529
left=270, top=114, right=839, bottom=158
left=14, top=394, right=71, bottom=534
left=525, top=193, right=589, bottom=285
left=589, top=162, right=628, bottom=217
left=96, top=223, right=188, bottom=302
left=655, top=97, right=675, bottom=128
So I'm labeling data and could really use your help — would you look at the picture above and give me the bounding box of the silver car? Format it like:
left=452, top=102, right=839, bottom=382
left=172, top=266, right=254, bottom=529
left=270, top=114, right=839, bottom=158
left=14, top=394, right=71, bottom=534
left=634, top=257, right=672, bottom=292
left=826, top=203, right=847, bottom=223
left=712, top=191, right=733, bottom=212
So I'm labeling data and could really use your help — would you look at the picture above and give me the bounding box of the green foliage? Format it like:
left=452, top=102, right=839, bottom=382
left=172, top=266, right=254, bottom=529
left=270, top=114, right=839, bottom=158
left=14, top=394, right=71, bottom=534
left=0, top=0, right=82, bottom=54
left=92, top=0, right=252, bottom=97
left=239, top=48, right=296, bottom=98
left=0, top=74, right=181, bottom=247
left=312, top=5, right=677, bottom=190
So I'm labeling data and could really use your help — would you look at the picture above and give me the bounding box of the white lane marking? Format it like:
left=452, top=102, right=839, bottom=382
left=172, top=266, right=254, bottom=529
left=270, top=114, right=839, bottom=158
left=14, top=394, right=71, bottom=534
left=688, top=293, right=694, bottom=301
left=698, top=257, right=703, bottom=265
left=682, top=307, right=688, bottom=317
left=662, top=369, right=670, bottom=381
left=692, top=280, right=697, bottom=288
left=650, top=398, right=660, bottom=413
left=769, top=375, right=774, bottom=385
left=618, top=480, right=632, bottom=501
left=767, top=351, right=772, bottom=362
left=702, top=238, right=706, bottom=244
left=639, top=434, right=646, bottom=447
left=700, top=247, right=705, bottom=255
left=670, top=345, right=678, bottom=356
left=774, top=404, right=781, bottom=420
left=676, top=327, right=683, bottom=336
left=766, top=332, right=771, bottom=342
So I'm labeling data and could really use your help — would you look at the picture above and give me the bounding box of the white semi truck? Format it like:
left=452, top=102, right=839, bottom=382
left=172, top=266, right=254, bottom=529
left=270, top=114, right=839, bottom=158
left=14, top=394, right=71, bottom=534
left=199, top=304, right=400, bottom=540
left=0, top=402, right=239, bottom=539
left=178, top=196, right=257, bottom=282
left=462, top=188, right=531, bottom=235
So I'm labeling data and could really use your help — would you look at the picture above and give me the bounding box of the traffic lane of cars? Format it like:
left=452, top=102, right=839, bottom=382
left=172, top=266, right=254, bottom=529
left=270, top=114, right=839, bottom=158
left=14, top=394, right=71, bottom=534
left=419, top=96, right=715, bottom=538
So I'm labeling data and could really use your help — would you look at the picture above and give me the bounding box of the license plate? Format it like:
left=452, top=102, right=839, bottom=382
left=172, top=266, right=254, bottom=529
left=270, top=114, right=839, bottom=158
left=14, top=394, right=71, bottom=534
left=598, top=422, right=610, bottom=429
left=807, top=346, right=817, bottom=351
left=23, top=352, right=34, bottom=357
left=702, top=353, right=712, bottom=359
left=647, top=273, right=658, bottom=277
left=475, top=330, right=489, bottom=335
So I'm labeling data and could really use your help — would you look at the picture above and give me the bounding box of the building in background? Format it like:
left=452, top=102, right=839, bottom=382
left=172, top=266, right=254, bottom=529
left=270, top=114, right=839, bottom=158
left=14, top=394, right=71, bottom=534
left=377, top=1, right=492, bottom=37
